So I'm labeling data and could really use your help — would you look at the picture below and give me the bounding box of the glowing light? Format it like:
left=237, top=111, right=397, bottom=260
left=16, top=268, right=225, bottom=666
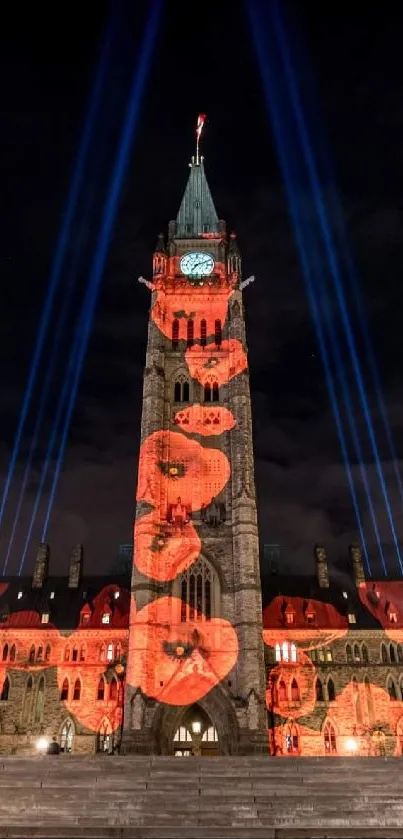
left=345, top=737, right=358, bottom=754
left=36, top=737, right=49, bottom=753
left=191, top=720, right=201, bottom=734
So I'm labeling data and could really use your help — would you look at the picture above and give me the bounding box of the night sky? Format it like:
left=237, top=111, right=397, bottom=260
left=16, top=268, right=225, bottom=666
left=2, top=2, right=403, bottom=580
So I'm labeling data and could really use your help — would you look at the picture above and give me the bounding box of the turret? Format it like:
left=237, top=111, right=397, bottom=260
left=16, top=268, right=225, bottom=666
left=153, top=233, right=167, bottom=277
left=68, top=544, right=84, bottom=589
left=32, top=543, right=49, bottom=589
left=314, top=543, right=329, bottom=588
left=350, top=543, right=365, bottom=586
left=227, top=232, right=242, bottom=278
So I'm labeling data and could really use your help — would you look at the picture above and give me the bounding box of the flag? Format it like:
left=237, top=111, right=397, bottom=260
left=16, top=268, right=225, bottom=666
left=196, top=114, right=206, bottom=142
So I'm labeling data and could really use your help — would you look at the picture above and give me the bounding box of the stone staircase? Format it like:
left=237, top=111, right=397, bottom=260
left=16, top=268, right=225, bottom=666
left=0, top=756, right=402, bottom=838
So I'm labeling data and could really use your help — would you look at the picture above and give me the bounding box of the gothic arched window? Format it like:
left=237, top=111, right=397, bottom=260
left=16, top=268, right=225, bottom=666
left=22, top=677, right=33, bottom=722
left=291, top=679, right=300, bottom=702
left=60, top=719, right=74, bottom=753
left=284, top=722, right=299, bottom=754
left=1, top=677, right=10, bottom=702
left=346, top=644, right=352, bottom=663
left=2, top=644, right=8, bottom=662
left=97, top=678, right=105, bottom=701
left=97, top=719, right=112, bottom=753
left=278, top=680, right=287, bottom=702
left=109, top=678, right=117, bottom=701
left=9, top=645, right=16, bottom=662
left=176, top=556, right=219, bottom=622
left=381, top=643, right=388, bottom=663
left=45, top=645, right=51, bottom=662
left=214, top=319, right=222, bottom=346
left=212, top=382, right=219, bottom=402
left=172, top=319, right=179, bottom=350
left=60, top=678, right=69, bottom=701
left=315, top=678, right=324, bottom=702
left=28, top=645, right=35, bottom=664
left=327, top=678, right=336, bottom=702
left=387, top=676, right=397, bottom=701
left=73, top=679, right=81, bottom=701
left=361, top=643, right=369, bottom=664
left=174, top=376, right=190, bottom=404
left=353, top=643, right=360, bottom=662
left=204, top=383, right=211, bottom=403
left=390, top=644, right=396, bottom=663
left=35, top=677, right=45, bottom=722
left=187, top=319, right=194, bottom=348
left=200, top=319, right=207, bottom=347
left=324, top=721, right=337, bottom=754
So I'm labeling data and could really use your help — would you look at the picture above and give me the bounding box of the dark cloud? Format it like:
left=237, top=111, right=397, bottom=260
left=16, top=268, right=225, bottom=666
left=1, top=1, right=403, bottom=580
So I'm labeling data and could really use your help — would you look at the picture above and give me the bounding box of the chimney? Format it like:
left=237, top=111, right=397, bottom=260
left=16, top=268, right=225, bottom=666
left=350, top=543, right=365, bottom=586
left=314, top=543, right=329, bottom=588
left=68, top=544, right=84, bottom=589
left=32, top=543, right=49, bottom=589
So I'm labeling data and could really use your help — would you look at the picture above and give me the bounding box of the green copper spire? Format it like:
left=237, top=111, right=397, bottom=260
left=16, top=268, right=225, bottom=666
left=176, top=157, right=219, bottom=237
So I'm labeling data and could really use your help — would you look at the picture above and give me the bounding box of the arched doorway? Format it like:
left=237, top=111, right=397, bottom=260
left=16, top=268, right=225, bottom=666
left=172, top=704, right=219, bottom=757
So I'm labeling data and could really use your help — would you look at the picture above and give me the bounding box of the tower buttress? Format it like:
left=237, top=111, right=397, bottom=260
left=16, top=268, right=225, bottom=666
left=123, top=122, right=267, bottom=756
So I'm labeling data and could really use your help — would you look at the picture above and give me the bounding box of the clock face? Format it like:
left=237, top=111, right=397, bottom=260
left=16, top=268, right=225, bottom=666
left=180, top=252, right=215, bottom=277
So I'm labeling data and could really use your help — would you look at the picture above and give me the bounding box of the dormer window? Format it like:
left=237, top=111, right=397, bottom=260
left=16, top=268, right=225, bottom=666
left=342, top=591, right=348, bottom=599
left=81, top=613, right=90, bottom=625
left=114, top=591, right=120, bottom=600
left=348, top=613, right=356, bottom=624
left=50, top=592, right=55, bottom=599
left=284, top=604, right=295, bottom=625
left=41, top=613, right=49, bottom=624
left=388, top=605, right=398, bottom=624
left=305, top=602, right=316, bottom=624
left=102, top=613, right=110, bottom=625
left=80, top=603, right=91, bottom=626
left=17, top=591, right=23, bottom=600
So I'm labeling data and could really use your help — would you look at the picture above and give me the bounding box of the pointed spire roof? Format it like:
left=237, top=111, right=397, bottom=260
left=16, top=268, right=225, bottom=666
left=176, top=157, right=219, bottom=237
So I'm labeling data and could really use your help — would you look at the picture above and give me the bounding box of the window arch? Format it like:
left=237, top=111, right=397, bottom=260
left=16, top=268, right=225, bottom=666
left=214, top=319, right=222, bottom=346
left=109, top=679, right=117, bottom=701
left=387, top=676, right=398, bottom=700
left=2, top=644, right=8, bottom=662
left=72, top=646, right=78, bottom=662
left=291, top=679, right=300, bottom=702
left=204, top=383, right=211, bottom=403
left=60, top=678, right=69, bottom=701
left=212, top=381, right=219, bottom=403
left=364, top=676, right=374, bottom=725
left=200, top=319, right=207, bottom=347
left=173, top=726, right=192, bottom=743
left=22, top=677, right=33, bottom=722
left=397, top=644, right=403, bottom=663
left=28, top=645, right=35, bottom=664
left=353, top=643, right=360, bottom=662
left=34, top=677, right=45, bottom=722
left=323, top=720, right=337, bottom=754
left=315, top=678, right=324, bottom=702
left=97, top=677, right=105, bottom=701
left=1, top=676, right=10, bottom=701
left=361, top=643, right=369, bottom=664
left=278, top=680, right=287, bottom=702
left=187, top=319, right=194, bottom=348
left=73, top=679, right=81, bottom=701
left=176, top=556, right=219, bottom=622
left=202, top=725, right=218, bottom=742
left=327, top=678, right=336, bottom=702
left=37, top=646, right=43, bottom=662
left=390, top=644, right=396, bottom=663
left=9, top=644, right=16, bottom=662
left=173, top=375, right=190, bottom=404
left=79, top=645, right=86, bottom=662
left=381, top=643, right=388, bottom=663
left=352, top=678, right=362, bottom=724
left=45, top=645, right=51, bottom=662
left=346, top=644, right=352, bottom=663
left=284, top=722, right=299, bottom=754
left=60, top=719, right=74, bottom=753
left=64, top=647, right=70, bottom=663
left=97, top=718, right=113, bottom=753
left=172, top=319, right=179, bottom=350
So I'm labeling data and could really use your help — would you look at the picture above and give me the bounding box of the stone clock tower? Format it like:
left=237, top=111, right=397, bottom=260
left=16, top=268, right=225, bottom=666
left=122, top=124, right=268, bottom=756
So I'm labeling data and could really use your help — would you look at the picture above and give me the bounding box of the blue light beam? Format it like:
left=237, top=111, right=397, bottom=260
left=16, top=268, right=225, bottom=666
left=0, top=6, right=118, bottom=537
left=247, top=1, right=370, bottom=572
left=18, top=0, right=163, bottom=571
left=272, top=0, right=403, bottom=573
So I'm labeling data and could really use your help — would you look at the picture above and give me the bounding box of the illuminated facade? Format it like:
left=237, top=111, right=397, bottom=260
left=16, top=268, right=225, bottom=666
left=121, top=144, right=268, bottom=755
left=1, top=137, right=403, bottom=758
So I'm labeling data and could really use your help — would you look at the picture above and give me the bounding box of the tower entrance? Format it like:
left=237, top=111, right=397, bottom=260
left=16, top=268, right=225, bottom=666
left=173, top=704, right=219, bottom=757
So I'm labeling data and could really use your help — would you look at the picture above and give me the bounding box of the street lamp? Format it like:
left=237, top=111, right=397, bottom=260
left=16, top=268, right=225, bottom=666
left=345, top=737, right=358, bottom=754
left=36, top=737, right=49, bottom=754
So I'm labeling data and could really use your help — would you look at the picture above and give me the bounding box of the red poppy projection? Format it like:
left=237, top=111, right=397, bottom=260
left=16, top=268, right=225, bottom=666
left=131, top=262, right=246, bottom=708
left=127, top=596, right=238, bottom=705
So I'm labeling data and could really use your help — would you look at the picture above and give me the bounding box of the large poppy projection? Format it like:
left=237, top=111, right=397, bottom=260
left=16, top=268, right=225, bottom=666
left=127, top=596, right=238, bottom=705
left=130, top=257, right=247, bottom=710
